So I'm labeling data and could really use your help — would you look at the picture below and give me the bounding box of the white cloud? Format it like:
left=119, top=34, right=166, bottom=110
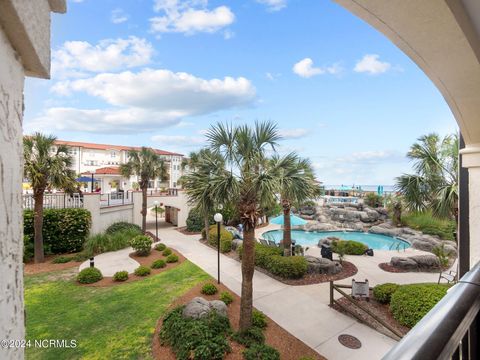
left=52, top=37, right=154, bottom=77
left=150, top=0, right=234, bottom=35
left=111, top=8, right=129, bottom=24
left=278, top=128, right=309, bottom=139
left=354, top=54, right=391, bottom=74
left=292, top=58, right=342, bottom=78
left=257, top=0, right=287, bottom=11
left=151, top=134, right=205, bottom=146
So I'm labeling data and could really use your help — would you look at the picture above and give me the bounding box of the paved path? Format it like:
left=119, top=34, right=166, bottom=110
left=82, top=218, right=442, bottom=360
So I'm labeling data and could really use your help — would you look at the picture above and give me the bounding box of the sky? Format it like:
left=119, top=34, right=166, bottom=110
left=24, top=0, right=458, bottom=185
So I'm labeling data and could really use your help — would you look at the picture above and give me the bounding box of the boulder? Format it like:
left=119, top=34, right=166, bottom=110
left=369, top=225, right=401, bottom=237
left=183, top=297, right=228, bottom=319
left=305, top=255, right=342, bottom=274
left=411, top=240, right=436, bottom=252
left=444, top=244, right=457, bottom=256
left=409, top=255, right=440, bottom=268
left=375, top=207, right=388, bottom=216
left=391, top=257, right=418, bottom=270
left=231, top=239, right=243, bottom=251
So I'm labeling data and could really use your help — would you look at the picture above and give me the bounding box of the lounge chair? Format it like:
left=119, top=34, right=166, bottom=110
left=259, top=239, right=268, bottom=246
left=438, top=258, right=458, bottom=284
left=267, top=240, right=277, bottom=247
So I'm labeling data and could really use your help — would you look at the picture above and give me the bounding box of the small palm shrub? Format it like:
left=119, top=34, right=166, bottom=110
left=105, top=222, right=142, bottom=235
left=331, top=240, right=367, bottom=255
left=243, top=344, right=280, bottom=360
left=201, top=283, right=218, bottom=295
left=373, top=283, right=400, bottom=304
left=134, top=265, right=151, bottom=276
left=113, top=270, right=129, bottom=281
left=130, top=235, right=152, bottom=256
left=77, top=267, right=103, bottom=284
left=155, top=243, right=166, bottom=251
left=151, top=259, right=167, bottom=269
left=390, top=283, right=449, bottom=327
left=160, top=306, right=231, bottom=360
left=52, top=256, right=73, bottom=264
left=365, top=193, right=383, bottom=208
left=252, top=309, right=267, bottom=329
left=162, top=248, right=172, bottom=256
left=166, top=254, right=179, bottom=263
left=220, top=291, right=234, bottom=305
left=232, top=327, right=265, bottom=347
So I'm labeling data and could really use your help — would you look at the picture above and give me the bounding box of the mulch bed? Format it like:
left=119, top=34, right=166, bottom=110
left=332, top=290, right=409, bottom=339
left=80, top=247, right=186, bottom=287
left=152, top=282, right=326, bottom=360
left=24, top=254, right=83, bottom=275
left=379, top=262, right=446, bottom=273
left=175, top=226, right=201, bottom=236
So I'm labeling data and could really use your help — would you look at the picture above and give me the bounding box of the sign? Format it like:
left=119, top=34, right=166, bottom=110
left=352, top=279, right=369, bottom=300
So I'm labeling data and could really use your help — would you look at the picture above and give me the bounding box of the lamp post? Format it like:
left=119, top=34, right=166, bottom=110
left=214, top=212, right=223, bottom=284
left=154, top=200, right=159, bottom=242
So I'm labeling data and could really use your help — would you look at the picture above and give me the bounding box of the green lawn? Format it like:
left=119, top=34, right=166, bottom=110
left=25, top=261, right=210, bottom=360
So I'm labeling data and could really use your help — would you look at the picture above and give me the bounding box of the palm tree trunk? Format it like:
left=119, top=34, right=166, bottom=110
left=33, top=189, right=45, bottom=263
left=204, top=215, right=210, bottom=240
left=239, top=225, right=255, bottom=331
left=141, top=186, right=147, bottom=232
left=283, top=200, right=292, bottom=256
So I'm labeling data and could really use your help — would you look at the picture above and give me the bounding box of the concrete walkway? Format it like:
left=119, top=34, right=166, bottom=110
left=81, top=218, right=442, bottom=359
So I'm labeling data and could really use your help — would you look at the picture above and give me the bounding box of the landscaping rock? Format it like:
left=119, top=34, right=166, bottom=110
left=231, top=239, right=243, bottom=250
left=391, top=257, right=418, bottom=270
left=305, top=256, right=342, bottom=274
left=183, top=297, right=228, bottom=319
left=409, top=255, right=440, bottom=268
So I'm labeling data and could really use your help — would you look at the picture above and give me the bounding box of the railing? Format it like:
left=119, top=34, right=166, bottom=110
left=146, top=188, right=179, bottom=196
left=323, top=196, right=358, bottom=204
left=383, top=261, right=480, bottom=360
left=100, top=191, right=133, bottom=208
left=22, top=193, right=83, bottom=209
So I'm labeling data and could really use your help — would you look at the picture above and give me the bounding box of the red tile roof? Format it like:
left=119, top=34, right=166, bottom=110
left=55, top=140, right=183, bottom=156
left=94, top=167, right=121, bottom=175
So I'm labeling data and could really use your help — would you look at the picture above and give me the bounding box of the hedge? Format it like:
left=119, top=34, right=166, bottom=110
left=186, top=208, right=213, bottom=232
left=331, top=240, right=367, bottom=255
left=390, top=283, right=449, bottom=328
left=206, top=225, right=233, bottom=253
left=373, top=283, right=400, bottom=304
left=24, top=208, right=91, bottom=254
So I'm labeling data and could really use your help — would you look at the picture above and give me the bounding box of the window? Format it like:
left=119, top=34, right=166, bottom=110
left=173, top=182, right=176, bottom=188
left=111, top=151, right=116, bottom=158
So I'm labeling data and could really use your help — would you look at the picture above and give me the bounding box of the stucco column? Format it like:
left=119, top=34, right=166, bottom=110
left=132, top=191, right=143, bottom=228
left=82, top=193, right=101, bottom=235
left=461, top=146, right=480, bottom=267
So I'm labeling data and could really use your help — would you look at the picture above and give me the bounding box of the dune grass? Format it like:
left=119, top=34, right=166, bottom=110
left=25, top=261, right=210, bottom=360
left=401, top=211, right=456, bottom=241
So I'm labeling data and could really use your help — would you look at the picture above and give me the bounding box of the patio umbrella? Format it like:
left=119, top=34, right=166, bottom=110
left=76, top=176, right=99, bottom=182
left=270, top=214, right=307, bottom=226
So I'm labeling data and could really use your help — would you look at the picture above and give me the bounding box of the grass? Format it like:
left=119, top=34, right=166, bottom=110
left=25, top=261, right=210, bottom=360
left=401, top=211, right=456, bottom=241
left=82, top=228, right=140, bottom=256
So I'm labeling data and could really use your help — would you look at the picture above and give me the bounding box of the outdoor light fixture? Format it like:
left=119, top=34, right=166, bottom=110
left=291, top=240, right=296, bottom=256
left=154, top=200, right=159, bottom=241
left=214, top=212, right=223, bottom=284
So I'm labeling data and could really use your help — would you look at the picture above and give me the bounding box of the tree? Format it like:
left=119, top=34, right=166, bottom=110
left=120, top=148, right=168, bottom=232
left=395, top=133, right=458, bottom=220
left=270, top=153, right=319, bottom=256
left=206, top=121, right=279, bottom=330
left=180, top=149, right=226, bottom=241
left=23, top=133, right=76, bottom=263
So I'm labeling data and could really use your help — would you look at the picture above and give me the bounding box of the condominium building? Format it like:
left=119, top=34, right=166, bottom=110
left=55, top=140, right=184, bottom=193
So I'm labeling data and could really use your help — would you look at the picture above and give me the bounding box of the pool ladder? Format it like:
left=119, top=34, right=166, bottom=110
left=390, top=240, right=407, bottom=252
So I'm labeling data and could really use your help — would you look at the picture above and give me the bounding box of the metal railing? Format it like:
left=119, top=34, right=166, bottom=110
left=100, top=191, right=133, bottom=207
left=383, top=261, right=480, bottom=360
left=146, top=188, right=179, bottom=196
left=22, top=194, right=83, bottom=209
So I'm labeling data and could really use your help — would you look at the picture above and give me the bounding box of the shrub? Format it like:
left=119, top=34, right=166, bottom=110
left=134, top=265, right=151, bottom=276
left=52, top=256, right=73, bottom=264
left=130, top=235, right=152, bottom=256
left=267, top=255, right=308, bottom=279
left=166, top=254, right=179, bottom=263
left=24, top=208, right=91, bottom=254
left=72, top=252, right=91, bottom=262
left=105, top=222, right=142, bottom=235
left=23, top=235, right=34, bottom=263
left=220, top=291, right=234, bottom=305
left=206, top=225, right=234, bottom=253
left=160, top=306, right=231, bottom=360
left=331, top=240, right=367, bottom=255
left=113, top=270, right=129, bottom=281
left=252, top=309, right=267, bottom=329
left=243, top=344, right=280, bottom=360
left=401, top=211, right=456, bottom=241
left=83, top=228, right=138, bottom=256
left=77, top=267, right=103, bottom=284
left=155, top=243, right=166, bottom=251
left=151, top=259, right=167, bottom=269
left=373, top=283, right=400, bottom=304
left=201, top=283, right=218, bottom=295
left=162, top=248, right=172, bottom=256
left=365, top=193, right=383, bottom=208
left=186, top=208, right=212, bottom=233
left=390, top=283, right=449, bottom=328
left=232, top=327, right=265, bottom=347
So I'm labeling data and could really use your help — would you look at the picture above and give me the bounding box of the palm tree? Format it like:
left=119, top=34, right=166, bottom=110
left=23, top=133, right=76, bottom=263
left=270, top=153, right=320, bottom=256
left=120, top=147, right=169, bottom=232
left=395, top=133, right=458, bottom=219
left=206, top=121, right=280, bottom=330
left=180, top=149, right=226, bottom=240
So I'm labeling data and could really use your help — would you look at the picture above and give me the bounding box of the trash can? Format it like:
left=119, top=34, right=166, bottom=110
left=321, top=244, right=333, bottom=261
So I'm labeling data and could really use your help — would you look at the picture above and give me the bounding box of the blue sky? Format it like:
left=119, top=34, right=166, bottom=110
left=24, top=0, right=457, bottom=185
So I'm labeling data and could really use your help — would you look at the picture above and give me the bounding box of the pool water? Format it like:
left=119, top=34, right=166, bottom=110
left=261, top=230, right=410, bottom=251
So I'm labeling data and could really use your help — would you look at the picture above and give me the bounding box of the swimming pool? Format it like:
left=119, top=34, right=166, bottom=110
left=261, top=230, right=410, bottom=250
